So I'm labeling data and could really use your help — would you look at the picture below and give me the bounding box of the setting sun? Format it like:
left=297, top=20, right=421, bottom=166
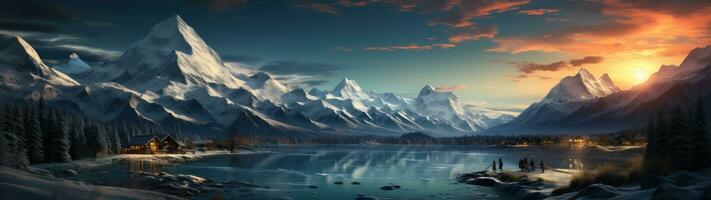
left=635, top=69, right=648, bottom=84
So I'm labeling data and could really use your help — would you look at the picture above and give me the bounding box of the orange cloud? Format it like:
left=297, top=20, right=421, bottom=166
left=436, top=85, right=467, bottom=92
left=448, top=25, right=498, bottom=43
left=296, top=3, right=340, bottom=15
left=430, top=0, right=530, bottom=28
left=364, top=43, right=455, bottom=51
left=490, top=0, right=711, bottom=87
left=519, top=8, right=558, bottom=15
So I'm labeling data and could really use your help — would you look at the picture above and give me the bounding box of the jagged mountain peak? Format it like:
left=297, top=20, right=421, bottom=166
left=131, top=14, right=203, bottom=53
left=0, top=36, right=79, bottom=87
left=102, top=15, right=244, bottom=91
left=1, top=36, right=45, bottom=68
left=332, top=77, right=370, bottom=99
left=543, top=69, right=619, bottom=103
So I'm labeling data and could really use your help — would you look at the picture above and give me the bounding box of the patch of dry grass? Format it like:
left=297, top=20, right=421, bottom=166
left=552, top=156, right=643, bottom=196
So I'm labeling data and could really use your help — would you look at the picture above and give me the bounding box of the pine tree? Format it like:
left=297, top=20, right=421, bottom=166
left=0, top=105, right=29, bottom=168
left=112, top=127, right=122, bottom=153
left=667, top=105, right=691, bottom=169
left=69, top=117, right=87, bottom=160
left=48, top=111, right=71, bottom=162
left=689, top=98, right=711, bottom=169
left=23, top=105, right=44, bottom=164
left=41, top=109, right=54, bottom=162
left=85, top=125, right=107, bottom=160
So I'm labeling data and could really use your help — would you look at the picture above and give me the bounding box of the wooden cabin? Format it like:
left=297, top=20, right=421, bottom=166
left=122, top=135, right=183, bottom=154
left=122, top=136, right=161, bottom=154
left=159, top=135, right=181, bottom=153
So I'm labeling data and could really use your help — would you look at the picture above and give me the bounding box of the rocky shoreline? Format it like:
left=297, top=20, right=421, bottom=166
left=458, top=170, right=558, bottom=200
left=458, top=169, right=711, bottom=200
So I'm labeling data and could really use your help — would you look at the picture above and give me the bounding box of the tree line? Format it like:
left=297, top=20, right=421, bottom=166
left=644, top=99, right=711, bottom=175
left=0, top=98, right=191, bottom=169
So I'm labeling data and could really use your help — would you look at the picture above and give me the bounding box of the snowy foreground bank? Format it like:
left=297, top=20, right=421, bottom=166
left=0, top=167, right=184, bottom=200
left=459, top=168, right=711, bottom=200
left=0, top=150, right=262, bottom=200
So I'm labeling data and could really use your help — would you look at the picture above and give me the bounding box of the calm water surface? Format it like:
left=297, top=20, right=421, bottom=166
left=72, top=145, right=642, bottom=200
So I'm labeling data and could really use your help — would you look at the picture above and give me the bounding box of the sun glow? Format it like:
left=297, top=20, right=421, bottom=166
left=635, top=70, right=647, bottom=84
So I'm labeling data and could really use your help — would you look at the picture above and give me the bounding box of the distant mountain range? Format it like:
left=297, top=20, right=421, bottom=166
left=488, top=44, right=711, bottom=135
left=0, top=15, right=514, bottom=138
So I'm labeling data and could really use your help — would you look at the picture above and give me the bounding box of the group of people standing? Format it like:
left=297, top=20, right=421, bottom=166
left=490, top=157, right=546, bottom=173
left=519, top=157, right=545, bottom=173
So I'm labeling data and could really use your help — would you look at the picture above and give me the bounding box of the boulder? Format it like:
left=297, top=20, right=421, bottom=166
left=351, top=181, right=361, bottom=185
left=308, top=185, right=318, bottom=189
left=380, top=186, right=395, bottom=191
left=141, top=175, right=159, bottom=184
left=355, top=193, right=379, bottom=200
left=61, top=169, right=78, bottom=176
left=334, top=181, right=344, bottom=185
left=466, top=177, right=501, bottom=187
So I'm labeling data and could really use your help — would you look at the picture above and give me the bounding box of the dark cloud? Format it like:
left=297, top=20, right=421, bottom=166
left=260, top=60, right=342, bottom=76
left=510, top=61, right=568, bottom=75
left=0, top=0, right=78, bottom=22
left=221, top=54, right=264, bottom=65
left=569, top=56, right=604, bottom=67
left=0, top=0, right=80, bottom=34
left=509, top=56, right=603, bottom=81
left=0, top=20, right=63, bottom=33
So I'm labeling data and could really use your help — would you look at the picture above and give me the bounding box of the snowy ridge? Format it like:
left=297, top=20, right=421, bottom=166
left=543, top=68, right=620, bottom=103
left=0, top=36, right=79, bottom=88
left=0, top=15, right=513, bottom=138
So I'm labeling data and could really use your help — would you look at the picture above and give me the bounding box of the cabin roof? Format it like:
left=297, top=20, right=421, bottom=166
left=125, top=135, right=158, bottom=146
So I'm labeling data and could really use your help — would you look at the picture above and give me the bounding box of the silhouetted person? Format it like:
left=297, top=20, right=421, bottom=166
left=498, top=158, right=503, bottom=172
left=518, top=159, right=524, bottom=171
left=540, top=160, right=545, bottom=173
left=529, top=159, right=535, bottom=172
left=492, top=160, right=497, bottom=171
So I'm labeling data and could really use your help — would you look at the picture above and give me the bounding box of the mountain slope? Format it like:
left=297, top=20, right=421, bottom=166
left=0, top=36, right=79, bottom=88
left=92, top=15, right=244, bottom=91
left=489, top=68, right=620, bottom=134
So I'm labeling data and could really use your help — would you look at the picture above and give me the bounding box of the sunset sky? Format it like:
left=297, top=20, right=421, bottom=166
left=2, top=0, right=710, bottom=112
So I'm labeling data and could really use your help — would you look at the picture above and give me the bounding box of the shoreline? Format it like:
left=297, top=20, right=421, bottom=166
left=3, top=150, right=263, bottom=200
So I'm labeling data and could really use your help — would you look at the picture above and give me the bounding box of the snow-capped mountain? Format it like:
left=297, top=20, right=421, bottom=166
left=55, top=53, right=91, bottom=74
left=542, top=68, right=620, bottom=103
left=89, top=15, right=244, bottom=91
left=490, top=45, right=711, bottom=135
left=331, top=77, right=371, bottom=100
left=0, top=36, right=79, bottom=101
left=489, top=69, right=620, bottom=134
left=0, top=15, right=514, bottom=138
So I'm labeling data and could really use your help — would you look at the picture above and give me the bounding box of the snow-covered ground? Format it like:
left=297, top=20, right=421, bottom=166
left=0, top=167, right=184, bottom=200
left=507, top=168, right=578, bottom=187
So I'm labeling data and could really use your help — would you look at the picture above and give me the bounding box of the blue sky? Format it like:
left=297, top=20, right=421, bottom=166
left=2, top=0, right=710, bottom=112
